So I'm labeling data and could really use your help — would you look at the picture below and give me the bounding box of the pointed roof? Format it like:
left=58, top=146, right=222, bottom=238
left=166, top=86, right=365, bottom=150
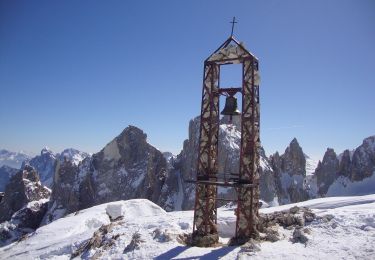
left=205, top=36, right=258, bottom=64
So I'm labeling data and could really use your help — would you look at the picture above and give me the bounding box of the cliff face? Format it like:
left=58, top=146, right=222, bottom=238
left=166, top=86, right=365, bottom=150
left=0, top=165, right=50, bottom=223
left=10, top=121, right=373, bottom=227
left=22, top=147, right=89, bottom=188
left=269, top=138, right=310, bottom=204
left=349, top=136, right=375, bottom=181
left=325, top=136, right=375, bottom=197
left=23, top=148, right=57, bottom=187
left=315, top=148, right=339, bottom=196
left=0, top=165, right=50, bottom=246
left=44, top=126, right=170, bottom=223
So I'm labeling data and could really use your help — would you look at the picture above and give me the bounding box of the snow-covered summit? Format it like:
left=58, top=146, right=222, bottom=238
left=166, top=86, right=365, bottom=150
left=58, top=148, right=90, bottom=166
left=0, top=195, right=374, bottom=259
left=41, top=146, right=53, bottom=155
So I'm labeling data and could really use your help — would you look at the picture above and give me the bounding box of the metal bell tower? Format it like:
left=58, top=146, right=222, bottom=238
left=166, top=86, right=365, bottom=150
left=191, top=20, right=261, bottom=246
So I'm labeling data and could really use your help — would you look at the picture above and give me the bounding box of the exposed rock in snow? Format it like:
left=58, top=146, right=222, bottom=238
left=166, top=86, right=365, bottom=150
left=42, top=159, right=80, bottom=225
left=0, top=165, right=50, bottom=245
left=270, top=138, right=310, bottom=204
left=162, top=152, right=174, bottom=163
left=0, top=165, right=50, bottom=223
left=22, top=148, right=57, bottom=187
left=315, top=148, right=339, bottom=196
left=0, top=195, right=374, bottom=259
left=0, top=198, right=49, bottom=246
left=23, top=147, right=89, bottom=188
left=58, top=148, right=90, bottom=166
left=315, top=135, right=375, bottom=197
left=349, top=135, right=375, bottom=181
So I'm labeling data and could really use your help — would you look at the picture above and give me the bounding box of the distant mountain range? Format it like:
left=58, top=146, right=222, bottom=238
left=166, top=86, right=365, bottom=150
left=0, top=116, right=374, bottom=245
left=0, top=148, right=89, bottom=190
left=0, top=149, right=30, bottom=169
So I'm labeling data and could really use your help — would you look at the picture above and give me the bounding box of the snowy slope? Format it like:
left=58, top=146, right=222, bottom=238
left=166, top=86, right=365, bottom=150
left=1, top=195, right=374, bottom=259
left=327, top=173, right=375, bottom=197
left=58, top=148, right=90, bottom=166
left=305, top=154, right=318, bottom=176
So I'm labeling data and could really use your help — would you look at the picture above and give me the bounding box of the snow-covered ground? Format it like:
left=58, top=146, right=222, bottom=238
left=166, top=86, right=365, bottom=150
left=305, top=155, right=318, bottom=176
left=1, top=195, right=374, bottom=259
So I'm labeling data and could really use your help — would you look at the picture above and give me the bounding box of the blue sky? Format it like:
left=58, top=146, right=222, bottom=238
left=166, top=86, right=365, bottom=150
left=0, top=0, right=374, bottom=160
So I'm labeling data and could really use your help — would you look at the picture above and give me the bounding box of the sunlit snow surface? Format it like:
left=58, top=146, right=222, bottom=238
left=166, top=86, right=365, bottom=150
left=1, top=195, right=374, bottom=259
left=305, top=155, right=318, bottom=176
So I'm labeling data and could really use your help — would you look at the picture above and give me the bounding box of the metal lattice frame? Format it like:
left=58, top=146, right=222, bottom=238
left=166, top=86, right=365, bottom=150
left=192, top=62, right=220, bottom=242
left=192, top=36, right=260, bottom=245
left=236, top=57, right=260, bottom=241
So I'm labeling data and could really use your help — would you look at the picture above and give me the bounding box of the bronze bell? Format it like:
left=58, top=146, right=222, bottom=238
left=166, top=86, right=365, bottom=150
left=221, top=96, right=241, bottom=116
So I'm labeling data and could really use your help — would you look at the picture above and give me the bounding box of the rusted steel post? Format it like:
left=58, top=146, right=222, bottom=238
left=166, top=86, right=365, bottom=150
left=192, top=63, right=220, bottom=246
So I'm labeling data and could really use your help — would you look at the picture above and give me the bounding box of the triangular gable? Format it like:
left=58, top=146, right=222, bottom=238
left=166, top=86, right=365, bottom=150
left=205, top=36, right=257, bottom=64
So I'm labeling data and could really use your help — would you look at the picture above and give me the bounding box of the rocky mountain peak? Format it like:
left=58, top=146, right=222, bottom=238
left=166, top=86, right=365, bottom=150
left=321, top=148, right=338, bottom=165
left=315, top=148, right=339, bottom=196
left=22, top=164, right=40, bottom=182
left=58, top=148, right=89, bottom=166
left=338, top=149, right=351, bottom=178
left=290, top=137, right=299, bottom=146
left=363, top=135, right=375, bottom=150
left=285, top=138, right=303, bottom=155
left=21, top=148, right=57, bottom=187
left=44, top=125, right=168, bottom=222
left=41, top=147, right=54, bottom=156
left=100, top=125, right=150, bottom=168
left=281, top=138, right=306, bottom=176
left=0, top=165, right=50, bottom=223
left=118, top=125, right=147, bottom=146
left=349, top=135, right=375, bottom=181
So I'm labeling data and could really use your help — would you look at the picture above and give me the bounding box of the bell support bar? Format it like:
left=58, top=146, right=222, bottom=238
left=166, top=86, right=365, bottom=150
left=218, top=87, right=242, bottom=96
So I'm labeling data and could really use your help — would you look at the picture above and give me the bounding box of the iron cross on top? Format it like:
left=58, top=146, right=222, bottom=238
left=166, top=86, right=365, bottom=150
left=230, top=17, right=237, bottom=36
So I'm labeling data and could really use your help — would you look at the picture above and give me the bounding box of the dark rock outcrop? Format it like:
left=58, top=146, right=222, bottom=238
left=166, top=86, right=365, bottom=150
left=42, top=159, right=81, bottom=224
left=315, top=148, right=339, bottom=196
left=0, top=165, right=50, bottom=246
left=0, top=199, right=49, bottom=246
left=338, top=150, right=352, bottom=178
left=0, top=165, right=50, bottom=223
left=282, top=138, right=306, bottom=176
left=350, top=136, right=375, bottom=181
left=324, top=136, right=375, bottom=196
left=22, top=147, right=89, bottom=188
left=270, top=138, right=309, bottom=204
